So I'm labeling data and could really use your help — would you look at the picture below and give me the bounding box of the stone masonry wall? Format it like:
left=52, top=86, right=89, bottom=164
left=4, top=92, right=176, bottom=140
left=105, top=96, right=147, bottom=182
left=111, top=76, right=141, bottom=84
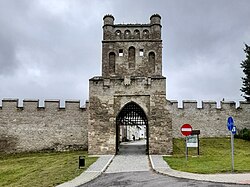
left=88, top=76, right=173, bottom=155
left=149, top=95, right=172, bottom=154
left=1, top=97, right=249, bottom=154
left=0, top=99, right=88, bottom=153
left=102, top=41, right=162, bottom=77
left=169, top=100, right=250, bottom=138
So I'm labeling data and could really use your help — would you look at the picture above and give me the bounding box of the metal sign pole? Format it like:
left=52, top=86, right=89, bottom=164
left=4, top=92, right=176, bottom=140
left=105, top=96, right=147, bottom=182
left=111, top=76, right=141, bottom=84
left=186, top=136, right=188, bottom=161
left=231, top=131, right=234, bottom=172
left=197, top=134, right=200, bottom=155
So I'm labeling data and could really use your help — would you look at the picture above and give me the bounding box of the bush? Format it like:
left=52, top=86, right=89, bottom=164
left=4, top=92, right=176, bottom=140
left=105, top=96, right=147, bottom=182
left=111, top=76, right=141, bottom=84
left=235, top=128, right=250, bottom=141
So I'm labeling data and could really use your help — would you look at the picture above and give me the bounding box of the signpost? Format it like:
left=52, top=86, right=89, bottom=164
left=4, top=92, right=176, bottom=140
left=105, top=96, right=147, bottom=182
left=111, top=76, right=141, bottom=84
left=189, top=130, right=200, bottom=155
left=227, top=117, right=234, bottom=131
left=181, top=124, right=192, bottom=160
left=181, top=124, right=192, bottom=136
left=227, top=116, right=236, bottom=172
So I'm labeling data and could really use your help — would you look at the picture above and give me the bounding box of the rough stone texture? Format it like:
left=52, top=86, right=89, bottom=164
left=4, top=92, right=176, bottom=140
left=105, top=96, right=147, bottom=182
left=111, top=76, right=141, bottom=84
left=88, top=76, right=172, bottom=155
left=0, top=99, right=88, bottom=153
left=169, top=100, right=250, bottom=138
left=102, top=14, right=162, bottom=77
left=102, top=41, right=162, bottom=77
left=149, top=96, right=172, bottom=154
left=89, top=14, right=172, bottom=155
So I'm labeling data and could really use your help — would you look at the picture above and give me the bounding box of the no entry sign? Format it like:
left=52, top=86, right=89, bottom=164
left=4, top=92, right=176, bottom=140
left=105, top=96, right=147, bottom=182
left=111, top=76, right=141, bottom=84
left=181, top=124, right=192, bottom=136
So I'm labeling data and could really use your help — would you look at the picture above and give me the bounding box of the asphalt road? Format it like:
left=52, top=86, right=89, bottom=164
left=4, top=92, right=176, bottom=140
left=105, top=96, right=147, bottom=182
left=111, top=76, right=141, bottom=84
left=80, top=170, right=247, bottom=187
left=80, top=141, right=248, bottom=187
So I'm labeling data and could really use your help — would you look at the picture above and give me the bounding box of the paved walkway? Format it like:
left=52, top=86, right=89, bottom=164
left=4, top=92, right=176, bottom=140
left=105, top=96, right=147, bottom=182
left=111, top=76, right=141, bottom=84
left=105, top=140, right=150, bottom=173
left=105, top=155, right=150, bottom=173
left=58, top=141, right=250, bottom=186
left=106, top=140, right=149, bottom=173
left=118, top=140, right=146, bottom=155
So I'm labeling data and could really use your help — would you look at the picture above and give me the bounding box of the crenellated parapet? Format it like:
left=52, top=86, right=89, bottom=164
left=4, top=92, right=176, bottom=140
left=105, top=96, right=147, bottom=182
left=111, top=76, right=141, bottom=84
left=0, top=98, right=89, bottom=153
left=169, top=100, right=250, bottom=110
left=169, top=100, right=250, bottom=138
left=102, top=14, right=161, bottom=41
left=0, top=99, right=88, bottom=111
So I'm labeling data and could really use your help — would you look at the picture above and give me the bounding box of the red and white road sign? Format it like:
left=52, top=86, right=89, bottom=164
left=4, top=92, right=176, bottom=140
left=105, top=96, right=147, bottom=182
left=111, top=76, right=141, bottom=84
left=181, top=124, right=192, bottom=136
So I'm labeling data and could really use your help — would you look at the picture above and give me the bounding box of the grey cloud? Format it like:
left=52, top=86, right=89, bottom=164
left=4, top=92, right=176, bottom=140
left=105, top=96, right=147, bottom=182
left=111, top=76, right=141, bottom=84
left=0, top=0, right=249, bottom=103
left=0, top=35, right=17, bottom=75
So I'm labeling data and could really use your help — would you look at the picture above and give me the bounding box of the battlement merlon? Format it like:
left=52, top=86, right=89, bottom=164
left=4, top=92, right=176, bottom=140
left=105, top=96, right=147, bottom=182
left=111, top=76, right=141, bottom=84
left=65, top=100, right=81, bottom=110
left=183, top=100, right=197, bottom=109
left=221, top=101, right=236, bottom=110
left=239, top=101, right=250, bottom=109
left=202, top=100, right=217, bottom=109
left=23, top=100, right=39, bottom=111
left=1, top=99, right=19, bottom=111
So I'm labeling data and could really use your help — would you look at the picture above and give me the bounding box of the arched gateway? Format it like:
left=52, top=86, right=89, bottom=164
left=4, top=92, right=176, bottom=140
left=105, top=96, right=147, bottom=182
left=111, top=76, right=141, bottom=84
left=88, top=14, right=173, bottom=155
left=116, top=102, right=149, bottom=154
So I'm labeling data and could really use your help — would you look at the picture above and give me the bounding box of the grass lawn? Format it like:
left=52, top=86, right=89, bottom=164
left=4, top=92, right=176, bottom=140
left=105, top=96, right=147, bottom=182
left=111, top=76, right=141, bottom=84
left=164, top=138, right=250, bottom=174
left=0, top=151, right=98, bottom=187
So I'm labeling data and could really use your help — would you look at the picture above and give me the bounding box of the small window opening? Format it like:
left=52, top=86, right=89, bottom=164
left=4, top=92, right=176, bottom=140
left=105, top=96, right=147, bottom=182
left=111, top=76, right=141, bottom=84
left=139, top=49, right=144, bottom=56
left=134, top=30, right=140, bottom=39
left=143, top=29, right=149, bottom=39
left=109, top=52, right=115, bottom=74
left=124, top=30, right=131, bottom=39
left=115, top=30, right=122, bottom=39
left=128, top=46, right=135, bottom=68
left=119, top=49, right=123, bottom=57
left=148, top=52, right=155, bottom=73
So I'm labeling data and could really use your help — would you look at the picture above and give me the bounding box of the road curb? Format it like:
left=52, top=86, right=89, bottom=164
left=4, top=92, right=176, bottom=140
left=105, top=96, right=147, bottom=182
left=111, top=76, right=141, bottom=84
left=57, top=155, right=114, bottom=187
left=149, top=155, right=250, bottom=185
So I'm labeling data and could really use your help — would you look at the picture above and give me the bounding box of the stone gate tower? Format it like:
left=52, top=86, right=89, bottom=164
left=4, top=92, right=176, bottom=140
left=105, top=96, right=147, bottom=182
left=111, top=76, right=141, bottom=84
left=88, top=14, right=172, bottom=155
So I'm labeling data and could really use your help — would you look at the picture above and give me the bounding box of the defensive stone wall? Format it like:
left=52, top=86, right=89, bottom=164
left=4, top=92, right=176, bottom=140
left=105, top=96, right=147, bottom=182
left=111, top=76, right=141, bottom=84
left=0, top=99, right=89, bottom=153
left=1, top=97, right=249, bottom=153
left=169, top=100, right=250, bottom=138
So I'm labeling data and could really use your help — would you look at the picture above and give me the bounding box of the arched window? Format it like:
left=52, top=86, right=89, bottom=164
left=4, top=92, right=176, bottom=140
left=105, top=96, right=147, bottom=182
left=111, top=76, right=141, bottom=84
left=134, top=30, right=140, bottom=39
left=143, top=29, right=149, bottom=39
left=128, top=47, right=135, bottom=68
left=115, top=30, right=121, bottom=39
left=148, top=52, right=155, bottom=73
left=109, top=52, right=115, bottom=74
left=124, top=30, right=131, bottom=39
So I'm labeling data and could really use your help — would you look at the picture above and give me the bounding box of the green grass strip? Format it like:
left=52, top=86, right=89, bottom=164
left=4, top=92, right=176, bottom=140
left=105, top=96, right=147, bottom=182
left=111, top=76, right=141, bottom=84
left=164, top=138, right=250, bottom=174
left=0, top=151, right=98, bottom=187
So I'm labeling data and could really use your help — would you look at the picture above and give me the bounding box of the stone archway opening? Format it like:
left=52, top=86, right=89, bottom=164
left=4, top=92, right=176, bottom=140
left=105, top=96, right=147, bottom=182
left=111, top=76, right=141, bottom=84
left=116, top=102, right=149, bottom=155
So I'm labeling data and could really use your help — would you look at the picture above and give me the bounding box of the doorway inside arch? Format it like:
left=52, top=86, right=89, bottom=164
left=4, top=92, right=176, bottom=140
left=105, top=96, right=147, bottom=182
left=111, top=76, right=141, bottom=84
left=116, top=102, right=149, bottom=155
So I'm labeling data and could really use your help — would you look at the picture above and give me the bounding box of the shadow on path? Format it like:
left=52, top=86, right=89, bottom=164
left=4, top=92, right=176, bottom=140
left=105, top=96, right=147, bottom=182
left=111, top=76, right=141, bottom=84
left=118, top=140, right=146, bottom=155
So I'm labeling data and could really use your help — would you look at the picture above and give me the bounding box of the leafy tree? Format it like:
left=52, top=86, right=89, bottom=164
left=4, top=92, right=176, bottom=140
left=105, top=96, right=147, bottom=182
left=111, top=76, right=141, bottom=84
left=241, top=44, right=250, bottom=101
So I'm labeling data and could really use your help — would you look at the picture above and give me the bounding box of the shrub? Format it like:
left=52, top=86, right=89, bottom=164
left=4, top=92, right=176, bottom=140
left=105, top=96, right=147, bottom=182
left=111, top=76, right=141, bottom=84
left=235, top=128, right=250, bottom=141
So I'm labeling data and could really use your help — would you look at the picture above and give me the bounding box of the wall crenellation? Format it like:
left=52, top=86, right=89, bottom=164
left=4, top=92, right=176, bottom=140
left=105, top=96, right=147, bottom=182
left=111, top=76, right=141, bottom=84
left=169, top=100, right=250, bottom=138
left=0, top=99, right=88, bottom=111
left=169, top=100, right=250, bottom=110
left=0, top=98, right=89, bottom=153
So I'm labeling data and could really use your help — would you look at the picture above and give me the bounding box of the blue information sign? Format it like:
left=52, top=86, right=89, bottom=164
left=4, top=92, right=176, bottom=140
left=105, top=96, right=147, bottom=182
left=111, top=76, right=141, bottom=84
left=227, top=117, right=234, bottom=131
left=232, top=126, right=236, bottom=135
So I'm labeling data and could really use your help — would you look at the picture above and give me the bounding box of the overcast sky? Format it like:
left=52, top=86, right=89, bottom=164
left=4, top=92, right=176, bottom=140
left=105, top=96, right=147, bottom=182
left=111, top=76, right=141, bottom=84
left=0, top=0, right=249, bottom=107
